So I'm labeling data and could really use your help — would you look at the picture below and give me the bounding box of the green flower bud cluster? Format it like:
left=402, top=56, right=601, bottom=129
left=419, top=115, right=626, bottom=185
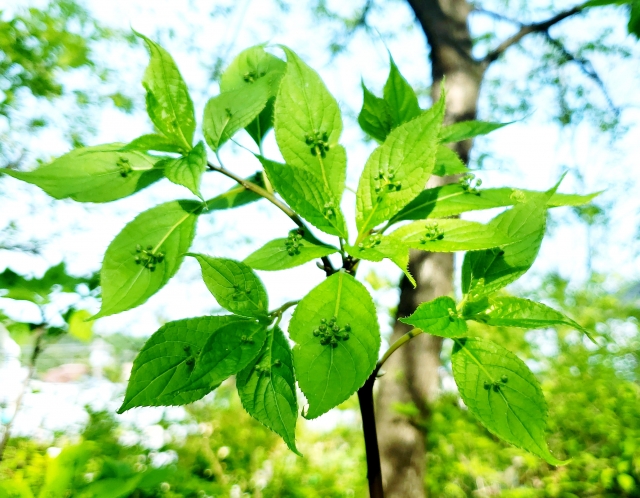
left=459, top=173, right=482, bottom=195
left=358, top=233, right=382, bottom=251
left=323, top=201, right=335, bottom=218
left=305, top=130, right=331, bottom=158
left=447, top=307, right=459, bottom=322
left=374, top=168, right=402, bottom=195
left=483, top=374, right=508, bottom=392
left=243, top=70, right=266, bottom=83
left=419, top=223, right=445, bottom=244
left=240, top=335, right=255, bottom=344
left=117, top=156, right=133, bottom=178
left=285, top=230, right=304, bottom=256
left=510, top=189, right=526, bottom=202
left=134, top=244, right=165, bottom=271
left=254, top=359, right=282, bottom=376
left=312, top=317, right=350, bottom=347
left=232, top=283, right=252, bottom=301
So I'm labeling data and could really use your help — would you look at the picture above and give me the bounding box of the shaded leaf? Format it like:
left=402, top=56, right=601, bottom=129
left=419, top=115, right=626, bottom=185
left=440, top=120, right=508, bottom=143
left=203, top=172, right=265, bottom=211
left=118, top=315, right=254, bottom=411
left=189, top=255, right=269, bottom=319
left=259, top=156, right=348, bottom=238
left=237, top=326, right=300, bottom=454
left=289, top=271, right=380, bottom=419
left=383, top=56, right=421, bottom=127
left=358, top=81, right=393, bottom=142
left=433, top=146, right=469, bottom=176
left=452, top=337, right=568, bottom=465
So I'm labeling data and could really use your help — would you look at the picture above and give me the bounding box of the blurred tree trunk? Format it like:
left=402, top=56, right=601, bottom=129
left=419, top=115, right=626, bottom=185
left=375, top=1, right=483, bottom=496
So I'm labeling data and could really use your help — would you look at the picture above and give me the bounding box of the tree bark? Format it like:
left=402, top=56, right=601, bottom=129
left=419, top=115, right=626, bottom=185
left=376, top=1, right=483, bottom=496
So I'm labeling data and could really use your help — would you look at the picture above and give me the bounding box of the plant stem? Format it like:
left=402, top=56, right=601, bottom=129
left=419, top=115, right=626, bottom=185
left=374, top=328, right=421, bottom=377
left=207, top=160, right=336, bottom=276
left=357, top=374, right=384, bottom=498
left=269, top=300, right=300, bottom=319
left=0, top=327, right=45, bottom=462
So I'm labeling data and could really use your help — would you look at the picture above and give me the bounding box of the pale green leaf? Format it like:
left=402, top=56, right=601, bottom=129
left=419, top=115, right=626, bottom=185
left=237, top=326, right=300, bottom=454
left=259, top=156, right=348, bottom=238
left=244, top=229, right=338, bottom=271
left=383, top=56, right=421, bottom=127
left=219, top=45, right=286, bottom=145
left=452, top=337, right=568, bottom=465
left=355, top=93, right=444, bottom=235
left=203, top=78, right=271, bottom=151
left=118, top=315, right=250, bottom=411
left=274, top=47, right=346, bottom=201
left=67, top=309, right=93, bottom=342
left=162, top=141, right=207, bottom=198
left=392, top=184, right=601, bottom=223
left=289, top=271, right=380, bottom=419
left=345, top=236, right=413, bottom=286
left=433, top=146, right=469, bottom=176
left=440, top=120, right=508, bottom=143
left=136, top=32, right=195, bottom=151
left=121, top=134, right=184, bottom=154
left=94, top=200, right=201, bottom=319
left=2, top=144, right=163, bottom=203
left=358, top=81, right=393, bottom=143
left=400, top=296, right=467, bottom=337
left=203, top=172, right=264, bottom=211
left=190, top=255, right=269, bottom=319
left=389, top=218, right=512, bottom=252
left=468, top=296, right=594, bottom=341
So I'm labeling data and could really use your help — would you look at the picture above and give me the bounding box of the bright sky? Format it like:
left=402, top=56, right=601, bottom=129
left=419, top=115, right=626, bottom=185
left=1, top=0, right=639, bottom=441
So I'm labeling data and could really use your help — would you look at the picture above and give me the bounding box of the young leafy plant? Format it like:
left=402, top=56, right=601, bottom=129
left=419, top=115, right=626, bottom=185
left=2, top=35, right=602, bottom=497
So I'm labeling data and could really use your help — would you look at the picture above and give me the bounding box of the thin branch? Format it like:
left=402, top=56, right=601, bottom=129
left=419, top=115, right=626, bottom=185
left=0, top=327, right=45, bottom=462
left=482, top=5, right=583, bottom=65
left=206, top=161, right=336, bottom=276
left=373, top=328, right=422, bottom=377
left=269, top=300, right=300, bottom=318
left=472, top=7, right=523, bottom=26
left=543, top=32, right=620, bottom=118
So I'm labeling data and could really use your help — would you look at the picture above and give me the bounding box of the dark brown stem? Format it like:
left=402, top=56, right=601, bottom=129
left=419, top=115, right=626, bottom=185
left=482, top=5, right=582, bottom=65
left=0, top=327, right=45, bottom=462
left=358, top=374, right=384, bottom=498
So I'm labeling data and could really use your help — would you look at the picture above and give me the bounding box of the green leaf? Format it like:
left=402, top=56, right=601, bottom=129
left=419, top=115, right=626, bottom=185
left=244, top=229, right=338, bottom=271
left=203, top=78, right=271, bottom=151
left=219, top=45, right=286, bottom=145
left=400, top=296, right=467, bottom=337
left=440, top=120, right=508, bottom=143
left=94, top=200, right=201, bottom=319
left=345, top=236, right=414, bottom=287
left=203, top=172, right=265, bottom=211
left=189, top=255, right=269, bottom=319
left=392, top=184, right=601, bottom=223
left=274, top=47, right=346, bottom=202
left=176, top=320, right=267, bottom=397
left=237, top=326, right=300, bottom=454
left=259, top=156, right=348, bottom=238
left=451, top=337, right=568, bottom=465
left=433, top=146, right=469, bottom=176
left=121, top=134, right=184, bottom=154
left=468, top=296, right=594, bottom=341
left=358, top=81, right=393, bottom=143
left=461, top=192, right=552, bottom=298
left=162, top=141, right=207, bottom=199
left=389, top=218, right=512, bottom=252
left=2, top=144, right=163, bottom=203
left=355, top=94, right=445, bottom=235
left=118, top=315, right=258, bottom=411
left=383, top=56, right=421, bottom=127
left=68, top=309, right=93, bottom=342
left=136, top=32, right=195, bottom=151
left=289, top=271, right=380, bottom=419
